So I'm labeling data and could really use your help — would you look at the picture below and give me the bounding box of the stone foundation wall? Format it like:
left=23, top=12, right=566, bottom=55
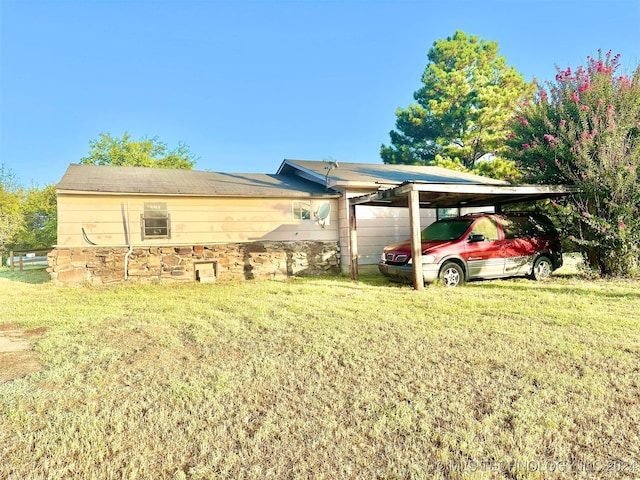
left=47, top=241, right=340, bottom=285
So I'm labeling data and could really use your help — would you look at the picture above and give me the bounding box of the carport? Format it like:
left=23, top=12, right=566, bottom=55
left=348, top=181, right=575, bottom=289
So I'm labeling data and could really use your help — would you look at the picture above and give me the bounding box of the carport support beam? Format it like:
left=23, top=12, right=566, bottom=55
left=349, top=203, right=358, bottom=280
left=408, top=189, right=424, bottom=290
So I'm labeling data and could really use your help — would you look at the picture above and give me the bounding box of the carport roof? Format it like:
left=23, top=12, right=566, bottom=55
left=349, top=181, right=577, bottom=208
left=277, top=159, right=508, bottom=188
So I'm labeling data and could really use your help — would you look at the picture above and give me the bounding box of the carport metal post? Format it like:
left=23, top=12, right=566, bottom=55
left=408, top=188, right=424, bottom=290
left=349, top=203, right=358, bottom=280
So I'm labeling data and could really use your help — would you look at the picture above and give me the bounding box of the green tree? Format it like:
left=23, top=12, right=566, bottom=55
left=507, top=51, right=640, bottom=277
left=381, top=30, right=534, bottom=177
left=81, top=132, right=197, bottom=169
left=0, top=164, right=24, bottom=259
left=10, top=184, right=57, bottom=249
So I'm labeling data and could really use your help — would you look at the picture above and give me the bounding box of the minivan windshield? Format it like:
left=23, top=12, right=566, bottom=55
left=421, top=219, right=473, bottom=241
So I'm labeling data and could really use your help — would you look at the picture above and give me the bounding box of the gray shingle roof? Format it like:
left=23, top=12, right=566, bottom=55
left=57, top=164, right=338, bottom=197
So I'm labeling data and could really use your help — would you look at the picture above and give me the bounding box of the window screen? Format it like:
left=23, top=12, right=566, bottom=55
left=141, top=202, right=170, bottom=239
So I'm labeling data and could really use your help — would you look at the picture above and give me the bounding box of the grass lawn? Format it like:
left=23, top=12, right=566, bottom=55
left=1, top=264, right=639, bottom=479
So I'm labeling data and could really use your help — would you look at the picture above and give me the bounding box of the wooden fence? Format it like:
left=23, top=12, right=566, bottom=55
left=6, top=249, right=52, bottom=272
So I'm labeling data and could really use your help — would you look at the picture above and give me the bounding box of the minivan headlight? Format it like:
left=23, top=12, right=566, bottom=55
left=422, top=254, right=437, bottom=264
left=408, top=254, right=436, bottom=265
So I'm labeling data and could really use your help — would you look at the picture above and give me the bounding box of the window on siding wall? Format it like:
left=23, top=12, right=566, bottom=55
left=437, top=207, right=460, bottom=220
left=141, top=202, right=171, bottom=239
left=292, top=201, right=311, bottom=220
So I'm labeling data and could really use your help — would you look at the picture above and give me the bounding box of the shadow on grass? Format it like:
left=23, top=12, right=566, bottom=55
left=0, top=267, right=51, bottom=285
left=466, top=275, right=640, bottom=299
left=342, top=262, right=640, bottom=299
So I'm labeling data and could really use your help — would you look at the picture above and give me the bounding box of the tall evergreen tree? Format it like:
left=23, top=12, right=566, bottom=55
left=381, top=30, right=534, bottom=176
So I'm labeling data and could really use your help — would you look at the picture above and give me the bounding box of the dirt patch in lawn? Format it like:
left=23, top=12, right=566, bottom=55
left=0, top=324, right=45, bottom=383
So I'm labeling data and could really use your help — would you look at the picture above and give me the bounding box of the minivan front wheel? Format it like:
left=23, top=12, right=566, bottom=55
left=439, top=262, right=464, bottom=287
left=531, top=256, right=553, bottom=281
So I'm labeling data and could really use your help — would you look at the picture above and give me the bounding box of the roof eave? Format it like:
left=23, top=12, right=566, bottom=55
left=327, top=180, right=400, bottom=190
left=56, top=188, right=341, bottom=198
left=350, top=182, right=579, bottom=208
left=278, top=159, right=328, bottom=184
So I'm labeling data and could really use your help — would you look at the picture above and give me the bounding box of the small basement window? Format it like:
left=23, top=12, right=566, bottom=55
left=292, top=201, right=311, bottom=220
left=141, top=202, right=171, bottom=239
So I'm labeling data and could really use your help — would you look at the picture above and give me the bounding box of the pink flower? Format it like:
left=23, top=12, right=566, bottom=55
left=522, top=143, right=531, bottom=149
left=571, top=92, right=579, bottom=102
left=559, top=119, right=566, bottom=127
left=582, top=211, right=591, bottom=218
left=578, top=81, right=590, bottom=92
left=539, top=159, right=546, bottom=168
left=618, top=221, right=626, bottom=229
left=618, top=76, right=631, bottom=88
left=543, top=134, right=554, bottom=142
left=551, top=201, right=559, bottom=208
left=580, top=105, right=590, bottom=111
left=518, top=117, right=529, bottom=127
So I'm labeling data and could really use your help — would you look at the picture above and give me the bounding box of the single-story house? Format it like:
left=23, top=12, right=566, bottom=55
left=48, top=159, right=571, bottom=285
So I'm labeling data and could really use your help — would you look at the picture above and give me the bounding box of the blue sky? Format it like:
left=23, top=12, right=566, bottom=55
left=1, top=0, right=639, bottom=187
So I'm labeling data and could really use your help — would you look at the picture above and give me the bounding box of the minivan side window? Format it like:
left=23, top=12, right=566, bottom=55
left=502, top=215, right=548, bottom=239
left=502, top=217, right=525, bottom=239
left=470, top=217, right=499, bottom=241
left=421, top=219, right=473, bottom=241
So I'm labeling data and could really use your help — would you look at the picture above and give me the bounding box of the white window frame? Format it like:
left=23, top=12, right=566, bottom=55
left=141, top=202, right=171, bottom=240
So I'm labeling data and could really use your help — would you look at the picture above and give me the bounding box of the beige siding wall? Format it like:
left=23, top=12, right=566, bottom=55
left=354, top=205, right=437, bottom=264
left=337, top=190, right=438, bottom=272
left=57, top=194, right=338, bottom=247
left=336, top=194, right=496, bottom=272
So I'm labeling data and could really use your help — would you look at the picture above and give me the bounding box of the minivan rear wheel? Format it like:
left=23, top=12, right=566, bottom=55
left=531, top=256, right=552, bottom=281
left=439, top=262, right=464, bottom=287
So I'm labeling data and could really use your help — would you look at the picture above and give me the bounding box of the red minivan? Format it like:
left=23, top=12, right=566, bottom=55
left=378, top=212, right=563, bottom=287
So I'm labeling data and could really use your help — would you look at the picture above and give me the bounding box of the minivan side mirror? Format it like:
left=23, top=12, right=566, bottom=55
left=468, top=233, right=485, bottom=243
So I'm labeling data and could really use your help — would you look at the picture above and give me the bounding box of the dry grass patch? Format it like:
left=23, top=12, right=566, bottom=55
left=0, top=324, right=45, bottom=382
left=1, top=271, right=639, bottom=479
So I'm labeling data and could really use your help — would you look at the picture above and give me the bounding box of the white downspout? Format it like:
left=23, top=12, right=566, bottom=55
left=124, top=246, right=133, bottom=281
left=123, top=200, right=133, bottom=280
